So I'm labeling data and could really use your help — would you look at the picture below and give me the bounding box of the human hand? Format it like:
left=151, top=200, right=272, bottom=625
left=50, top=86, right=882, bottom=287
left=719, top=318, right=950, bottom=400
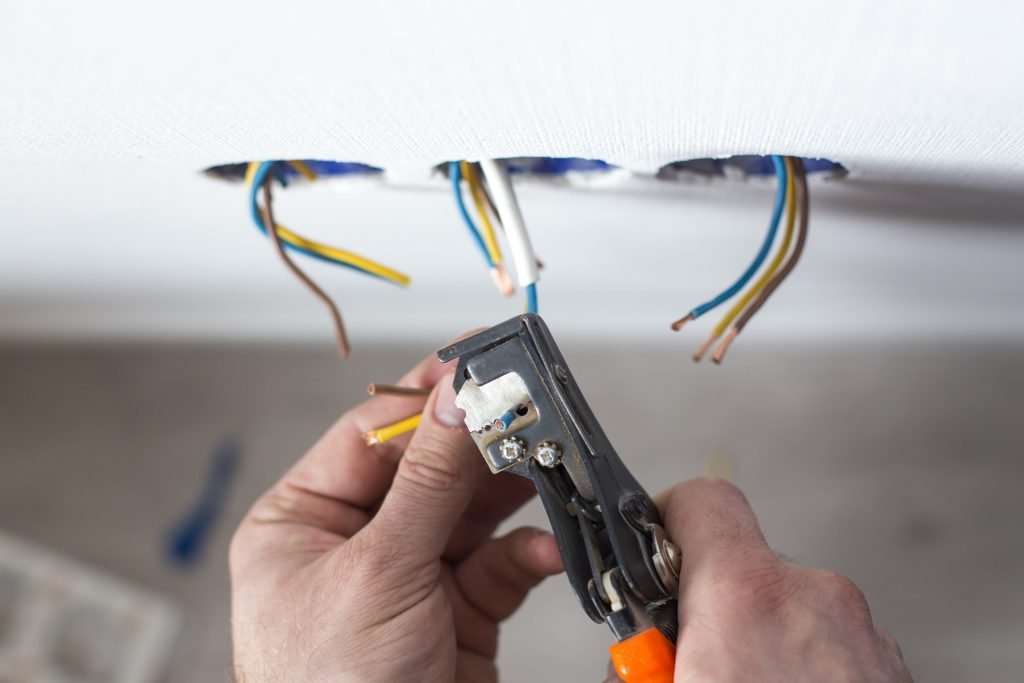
left=607, top=479, right=912, bottom=682
left=230, top=351, right=563, bottom=683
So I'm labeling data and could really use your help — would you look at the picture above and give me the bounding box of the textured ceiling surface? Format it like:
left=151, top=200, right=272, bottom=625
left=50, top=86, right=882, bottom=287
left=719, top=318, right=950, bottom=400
left=3, top=1, right=1023, bottom=342
left=6, top=1, right=1024, bottom=178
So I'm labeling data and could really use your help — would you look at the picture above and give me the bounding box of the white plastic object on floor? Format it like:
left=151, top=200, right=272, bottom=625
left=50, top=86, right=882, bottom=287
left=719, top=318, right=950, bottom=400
left=0, top=531, right=180, bottom=683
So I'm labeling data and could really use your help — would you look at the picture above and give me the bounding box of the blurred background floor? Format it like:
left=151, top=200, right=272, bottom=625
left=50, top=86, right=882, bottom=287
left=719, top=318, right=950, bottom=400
left=1, top=340, right=1022, bottom=682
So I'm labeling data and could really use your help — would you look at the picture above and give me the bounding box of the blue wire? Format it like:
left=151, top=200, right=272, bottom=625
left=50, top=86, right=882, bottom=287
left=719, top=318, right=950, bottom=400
left=688, top=155, right=788, bottom=320
left=449, top=161, right=494, bottom=268
left=526, top=283, right=538, bottom=314
left=248, top=161, right=388, bottom=281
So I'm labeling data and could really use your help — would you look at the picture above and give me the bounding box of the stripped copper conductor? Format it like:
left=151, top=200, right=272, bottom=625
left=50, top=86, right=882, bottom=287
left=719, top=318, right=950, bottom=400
left=367, top=383, right=431, bottom=398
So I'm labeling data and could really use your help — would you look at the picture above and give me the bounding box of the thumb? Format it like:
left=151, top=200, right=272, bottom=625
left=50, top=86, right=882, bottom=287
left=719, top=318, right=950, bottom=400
left=660, top=478, right=776, bottom=584
left=370, top=369, right=481, bottom=564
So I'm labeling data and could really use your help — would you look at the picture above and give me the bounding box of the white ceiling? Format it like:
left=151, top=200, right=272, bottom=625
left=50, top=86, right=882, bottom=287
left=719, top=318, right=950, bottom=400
left=3, top=1, right=1023, bottom=345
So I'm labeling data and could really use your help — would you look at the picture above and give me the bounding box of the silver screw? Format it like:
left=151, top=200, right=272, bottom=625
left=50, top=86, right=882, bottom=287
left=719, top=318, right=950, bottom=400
left=554, top=365, right=570, bottom=383
left=498, top=437, right=527, bottom=462
left=650, top=524, right=681, bottom=591
left=534, top=441, right=562, bottom=468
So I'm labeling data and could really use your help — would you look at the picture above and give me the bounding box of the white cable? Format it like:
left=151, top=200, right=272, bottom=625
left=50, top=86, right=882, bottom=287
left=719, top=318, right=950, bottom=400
left=479, top=159, right=540, bottom=287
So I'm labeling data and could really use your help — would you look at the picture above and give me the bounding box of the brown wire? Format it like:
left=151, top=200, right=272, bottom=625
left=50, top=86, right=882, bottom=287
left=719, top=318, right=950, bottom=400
left=474, top=163, right=502, bottom=227
left=259, top=179, right=351, bottom=358
left=734, top=158, right=810, bottom=333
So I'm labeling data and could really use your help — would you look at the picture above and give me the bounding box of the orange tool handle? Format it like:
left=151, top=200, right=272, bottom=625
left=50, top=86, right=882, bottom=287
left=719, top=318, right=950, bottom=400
left=608, top=627, right=676, bottom=683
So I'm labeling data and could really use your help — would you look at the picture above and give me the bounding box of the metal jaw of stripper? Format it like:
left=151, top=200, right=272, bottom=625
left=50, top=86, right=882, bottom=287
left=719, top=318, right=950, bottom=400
left=438, top=314, right=681, bottom=645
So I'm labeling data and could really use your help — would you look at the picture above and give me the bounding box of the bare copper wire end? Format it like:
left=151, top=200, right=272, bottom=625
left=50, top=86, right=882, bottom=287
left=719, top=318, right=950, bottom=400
left=692, top=332, right=719, bottom=363
left=367, top=383, right=431, bottom=398
left=363, top=432, right=382, bottom=446
left=259, top=179, right=351, bottom=359
left=712, top=328, right=738, bottom=365
left=670, top=314, right=693, bottom=332
left=490, top=266, right=514, bottom=296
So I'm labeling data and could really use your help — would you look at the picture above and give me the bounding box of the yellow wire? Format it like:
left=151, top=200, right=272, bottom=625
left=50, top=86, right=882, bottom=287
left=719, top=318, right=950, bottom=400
left=244, top=161, right=258, bottom=186
left=364, top=413, right=421, bottom=445
left=709, top=156, right=797, bottom=339
left=274, top=224, right=411, bottom=287
left=248, top=161, right=411, bottom=287
left=461, top=161, right=502, bottom=265
left=287, top=160, right=317, bottom=181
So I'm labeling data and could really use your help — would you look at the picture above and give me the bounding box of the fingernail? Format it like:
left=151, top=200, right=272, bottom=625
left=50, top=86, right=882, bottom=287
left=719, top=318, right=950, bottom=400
left=433, top=371, right=465, bottom=427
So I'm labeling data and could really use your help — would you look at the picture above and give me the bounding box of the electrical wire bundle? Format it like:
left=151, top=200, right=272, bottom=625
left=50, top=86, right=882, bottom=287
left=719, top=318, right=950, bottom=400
left=672, top=156, right=810, bottom=363
left=247, top=160, right=410, bottom=359
left=449, top=160, right=540, bottom=314
left=361, top=158, right=544, bottom=450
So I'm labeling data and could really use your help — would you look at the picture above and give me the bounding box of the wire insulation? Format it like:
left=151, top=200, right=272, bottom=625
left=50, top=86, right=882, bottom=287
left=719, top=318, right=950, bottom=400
left=273, top=225, right=411, bottom=285
left=462, top=161, right=503, bottom=266
left=450, top=161, right=494, bottom=268
left=287, top=160, right=318, bottom=181
left=258, top=176, right=350, bottom=358
left=735, top=159, right=810, bottom=333
left=698, top=156, right=796, bottom=355
left=364, top=413, right=422, bottom=446
left=526, top=283, right=538, bottom=314
left=479, top=159, right=540, bottom=287
left=247, top=161, right=410, bottom=286
left=675, top=155, right=788, bottom=325
left=244, top=161, right=259, bottom=186
left=714, top=159, right=810, bottom=363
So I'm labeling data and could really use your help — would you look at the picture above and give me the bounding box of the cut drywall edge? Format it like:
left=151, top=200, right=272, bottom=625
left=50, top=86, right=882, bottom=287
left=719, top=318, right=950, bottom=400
left=203, top=154, right=848, bottom=191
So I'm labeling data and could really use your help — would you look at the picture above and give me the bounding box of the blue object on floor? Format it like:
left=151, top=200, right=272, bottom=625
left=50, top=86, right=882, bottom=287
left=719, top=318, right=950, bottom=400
left=165, top=437, right=241, bottom=568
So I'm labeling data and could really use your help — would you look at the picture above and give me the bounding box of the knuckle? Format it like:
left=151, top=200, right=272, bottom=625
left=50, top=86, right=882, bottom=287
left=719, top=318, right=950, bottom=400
left=717, top=560, right=795, bottom=616
left=877, top=627, right=906, bottom=661
left=664, top=477, right=748, bottom=523
left=247, top=487, right=294, bottom=523
left=673, top=478, right=763, bottom=548
left=667, top=478, right=752, bottom=526
left=397, top=458, right=460, bottom=494
left=488, top=531, right=542, bottom=588
left=816, top=571, right=872, bottom=621
left=398, top=433, right=463, bottom=493
left=684, top=477, right=749, bottom=505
